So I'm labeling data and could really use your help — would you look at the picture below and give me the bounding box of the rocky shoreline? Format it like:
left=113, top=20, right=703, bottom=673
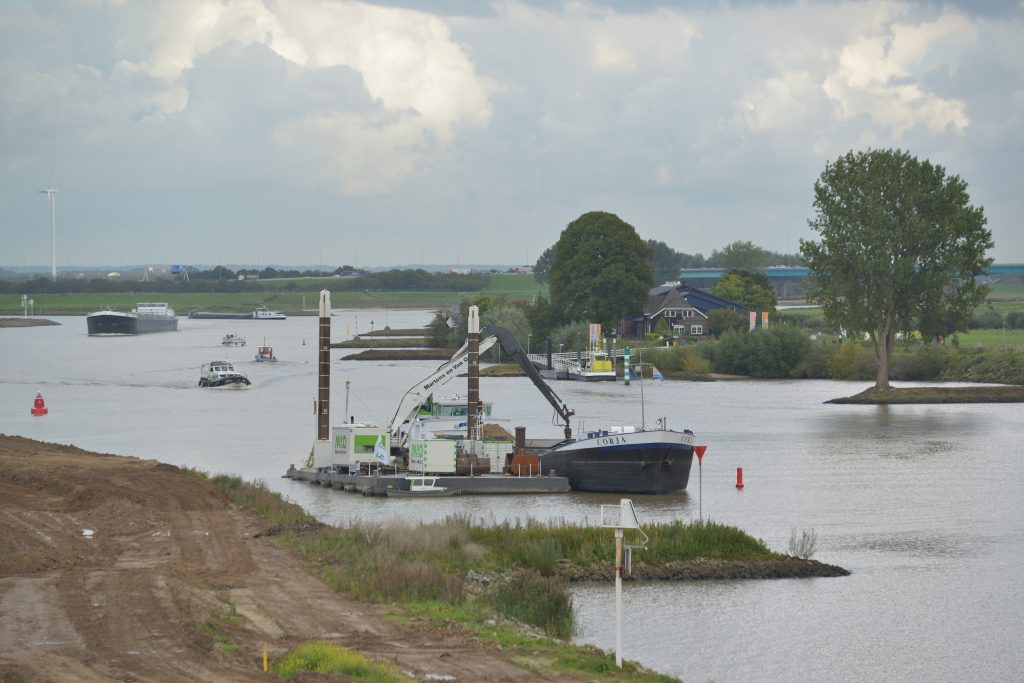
left=0, top=317, right=60, bottom=328
left=557, top=557, right=850, bottom=582
left=828, top=385, right=1024, bottom=404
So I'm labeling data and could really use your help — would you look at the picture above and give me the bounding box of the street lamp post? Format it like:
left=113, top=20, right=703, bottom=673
left=527, top=333, right=532, bottom=357
left=370, top=320, right=374, bottom=350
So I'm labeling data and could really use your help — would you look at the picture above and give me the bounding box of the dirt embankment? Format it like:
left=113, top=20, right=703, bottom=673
left=0, top=435, right=580, bottom=683
left=558, top=557, right=849, bottom=582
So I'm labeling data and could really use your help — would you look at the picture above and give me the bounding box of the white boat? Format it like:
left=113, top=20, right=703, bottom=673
left=386, top=476, right=460, bottom=497
left=222, top=334, right=246, bottom=346
left=253, top=306, right=286, bottom=320
left=199, top=360, right=251, bottom=388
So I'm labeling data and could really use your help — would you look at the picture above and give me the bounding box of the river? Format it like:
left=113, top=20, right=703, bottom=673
left=1, top=311, right=1020, bottom=682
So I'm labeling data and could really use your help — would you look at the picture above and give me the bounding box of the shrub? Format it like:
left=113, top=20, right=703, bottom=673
left=788, top=528, right=817, bottom=560
left=971, top=308, right=1003, bottom=329
left=791, top=344, right=834, bottom=379
left=489, top=570, right=574, bottom=638
left=274, top=641, right=405, bottom=681
left=891, top=344, right=950, bottom=381
left=827, top=342, right=862, bottom=380
left=1006, top=311, right=1024, bottom=330
left=711, top=325, right=811, bottom=378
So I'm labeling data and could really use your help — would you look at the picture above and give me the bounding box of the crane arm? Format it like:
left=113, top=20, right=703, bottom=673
left=483, top=324, right=574, bottom=439
left=388, top=335, right=497, bottom=445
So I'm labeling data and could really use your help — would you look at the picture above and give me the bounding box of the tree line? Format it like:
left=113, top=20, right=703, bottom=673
left=0, top=268, right=490, bottom=295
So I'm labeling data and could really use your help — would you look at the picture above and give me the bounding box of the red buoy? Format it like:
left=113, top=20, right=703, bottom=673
left=31, top=392, right=48, bottom=416
left=736, top=466, right=744, bottom=489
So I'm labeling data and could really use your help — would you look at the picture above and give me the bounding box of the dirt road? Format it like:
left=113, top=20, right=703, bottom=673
left=0, top=435, right=581, bottom=682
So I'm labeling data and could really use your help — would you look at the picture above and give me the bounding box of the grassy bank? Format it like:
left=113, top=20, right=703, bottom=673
left=193, top=473, right=843, bottom=680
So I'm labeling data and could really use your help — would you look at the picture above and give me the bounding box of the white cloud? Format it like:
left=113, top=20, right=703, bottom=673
left=822, top=10, right=975, bottom=136
left=100, top=0, right=493, bottom=192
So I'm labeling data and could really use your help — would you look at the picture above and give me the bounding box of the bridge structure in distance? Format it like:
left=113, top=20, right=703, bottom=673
left=679, top=264, right=1024, bottom=296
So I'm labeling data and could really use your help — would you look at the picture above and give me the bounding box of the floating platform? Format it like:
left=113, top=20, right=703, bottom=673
left=284, top=465, right=570, bottom=496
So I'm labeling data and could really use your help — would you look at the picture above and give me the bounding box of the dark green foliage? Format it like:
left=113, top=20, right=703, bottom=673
left=711, top=269, right=778, bottom=312
left=971, top=309, right=1004, bottom=329
left=533, top=245, right=555, bottom=284
left=708, top=240, right=772, bottom=271
left=1007, top=311, right=1024, bottom=329
left=526, top=294, right=562, bottom=342
left=548, top=212, right=655, bottom=328
left=647, top=239, right=688, bottom=284
left=891, top=344, right=950, bottom=381
left=708, top=307, right=743, bottom=336
left=489, top=571, right=574, bottom=639
left=711, top=325, right=811, bottom=378
left=801, top=148, right=993, bottom=389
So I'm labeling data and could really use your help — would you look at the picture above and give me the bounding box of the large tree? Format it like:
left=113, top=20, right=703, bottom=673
left=709, top=240, right=772, bottom=271
left=711, top=270, right=778, bottom=311
left=549, top=211, right=654, bottom=328
left=800, top=149, right=993, bottom=390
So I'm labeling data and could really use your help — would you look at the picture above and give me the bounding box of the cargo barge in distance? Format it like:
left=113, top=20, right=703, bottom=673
left=87, top=302, right=178, bottom=335
left=188, top=306, right=286, bottom=320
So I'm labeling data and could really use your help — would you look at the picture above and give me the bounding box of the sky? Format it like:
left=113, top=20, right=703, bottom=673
left=1, top=0, right=1022, bottom=270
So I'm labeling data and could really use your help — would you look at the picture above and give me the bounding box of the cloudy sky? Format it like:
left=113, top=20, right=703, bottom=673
left=2, top=0, right=1022, bottom=270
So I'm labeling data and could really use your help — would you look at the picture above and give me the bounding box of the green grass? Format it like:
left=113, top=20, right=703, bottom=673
left=483, top=273, right=548, bottom=299
left=182, top=469, right=798, bottom=682
left=955, top=327, right=1024, bottom=351
left=273, top=641, right=411, bottom=681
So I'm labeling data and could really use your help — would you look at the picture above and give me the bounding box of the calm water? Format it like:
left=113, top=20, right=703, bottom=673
left=2, top=312, right=1021, bottom=682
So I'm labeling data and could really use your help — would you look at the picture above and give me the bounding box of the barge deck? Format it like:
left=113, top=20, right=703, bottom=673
left=285, top=465, right=570, bottom=496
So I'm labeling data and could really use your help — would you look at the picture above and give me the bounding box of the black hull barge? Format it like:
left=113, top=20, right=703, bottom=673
left=539, top=428, right=695, bottom=494
left=87, top=303, right=178, bottom=336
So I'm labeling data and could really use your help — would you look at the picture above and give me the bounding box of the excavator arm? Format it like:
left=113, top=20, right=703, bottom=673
left=483, top=324, right=575, bottom=439
left=388, top=335, right=497, bottom=447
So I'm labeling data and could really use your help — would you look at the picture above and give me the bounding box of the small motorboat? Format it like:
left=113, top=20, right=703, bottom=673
left=386, top=476, right=460, bottom=497
left=199, top=360, right=251, bottom=388
left=255, top=345, right=277, bottom=362
left=222, top=334, right=246, bottom=346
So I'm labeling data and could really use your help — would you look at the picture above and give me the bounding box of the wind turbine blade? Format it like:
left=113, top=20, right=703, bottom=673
left=47, top=155, right=57, bottom=187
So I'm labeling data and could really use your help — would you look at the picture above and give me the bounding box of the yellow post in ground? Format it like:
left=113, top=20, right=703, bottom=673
left=263, top=642, right=268, bottom=672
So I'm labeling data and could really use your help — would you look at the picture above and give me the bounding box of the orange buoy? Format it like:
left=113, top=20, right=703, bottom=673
left=736, top=466, right=744, bottom=489
left=31, top=392, right=48, bottom=416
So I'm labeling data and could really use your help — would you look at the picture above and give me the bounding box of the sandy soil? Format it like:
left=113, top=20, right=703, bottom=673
left=0, top=435, right=581, bottom=682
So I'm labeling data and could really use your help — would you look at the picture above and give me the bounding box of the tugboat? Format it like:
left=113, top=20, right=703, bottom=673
left=199, top=360, right=251, bottom=388
left=254, top=345, right=277, bottom=362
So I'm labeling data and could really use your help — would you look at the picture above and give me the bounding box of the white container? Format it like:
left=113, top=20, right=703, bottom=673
left=332, top=424, right=389, bottom=469
left=482, top=441, right=514, bottom=473
left=408, top=439, right=457, bottom=474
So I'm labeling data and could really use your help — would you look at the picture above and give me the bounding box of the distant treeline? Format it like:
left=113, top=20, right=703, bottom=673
left=0, top=268, right=490, bottom=294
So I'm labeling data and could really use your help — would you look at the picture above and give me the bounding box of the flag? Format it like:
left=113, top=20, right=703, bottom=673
left=374, top=435, right=388, bottom=464
left=749, top=311, right=757, bottom=331
left=627, top=367, right=638, bottom=381
left=652, top=365, right=664, bottom=382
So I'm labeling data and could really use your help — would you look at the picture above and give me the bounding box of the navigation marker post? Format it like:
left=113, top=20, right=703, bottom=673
left=694, top=446, right=707, bottom=521
left=600, top=499, right=649, bottom=668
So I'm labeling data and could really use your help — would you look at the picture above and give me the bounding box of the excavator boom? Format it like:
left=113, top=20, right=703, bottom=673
left=483, top=324, right=575, bottom=438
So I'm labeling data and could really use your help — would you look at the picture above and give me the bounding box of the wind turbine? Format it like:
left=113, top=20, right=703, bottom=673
left=38, top=163, right=59, bottom=279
